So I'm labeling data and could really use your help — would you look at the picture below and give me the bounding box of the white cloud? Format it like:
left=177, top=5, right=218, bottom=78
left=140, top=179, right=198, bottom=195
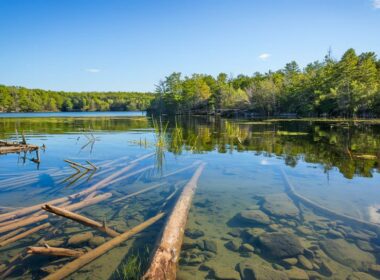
left=85, top=68, right=100, bottom=73
left=373, top=0, right=380, bottom=9
left=258, top=53, right=271, bottom=61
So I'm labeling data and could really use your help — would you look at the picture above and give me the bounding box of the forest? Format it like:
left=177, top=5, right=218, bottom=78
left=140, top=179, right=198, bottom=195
left=0, top=86, right=154, bottom=112
left=149, top=48, right=380, bottom=117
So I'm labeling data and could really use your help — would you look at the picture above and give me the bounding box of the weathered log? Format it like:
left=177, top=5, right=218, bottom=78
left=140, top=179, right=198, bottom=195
left=0, top=228, right=26, bottom=243
left=0, top=215, right=49, bottom=234
left=280, top=167, right=380, bottom=232
left=0, top=193, right=112, bottom=234
left=143, top=163, right=206, bottom=280
left=42, top=204, right=120, bottom=237
left=0, top=223, right=50, bottom=248
left=0, top=197, right=69, bottom=223
left=27, top=246, right=84, bottom=258
left=42, top=213, right=165, bottom=280
left=113, top=182, right=166, bottom=203
left=107, top=165, right=154, bottom=186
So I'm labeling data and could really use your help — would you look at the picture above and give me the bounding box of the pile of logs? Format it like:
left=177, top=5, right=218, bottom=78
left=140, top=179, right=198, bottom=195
left=0, top=152, right=207, bottom=280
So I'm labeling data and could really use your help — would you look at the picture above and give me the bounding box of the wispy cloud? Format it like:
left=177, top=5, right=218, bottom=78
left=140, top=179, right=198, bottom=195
left=258, top=53, right=271, bottom=61
left=84, top=68, right=100, bottom=73
left=373, top=0, right=380, bottom=9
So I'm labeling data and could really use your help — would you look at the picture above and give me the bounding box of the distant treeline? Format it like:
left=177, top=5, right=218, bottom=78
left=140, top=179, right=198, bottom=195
left=0, top=85, right=154, bottom=112
left=149, top=48, right=380, bottom=117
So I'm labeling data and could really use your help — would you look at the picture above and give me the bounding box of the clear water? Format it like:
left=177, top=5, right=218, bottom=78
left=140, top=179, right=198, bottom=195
left=0, top=114, right=379, bottom=279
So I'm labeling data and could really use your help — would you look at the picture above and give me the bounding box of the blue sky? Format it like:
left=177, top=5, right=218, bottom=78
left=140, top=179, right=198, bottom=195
left=0, top=0, right=379, bottom=92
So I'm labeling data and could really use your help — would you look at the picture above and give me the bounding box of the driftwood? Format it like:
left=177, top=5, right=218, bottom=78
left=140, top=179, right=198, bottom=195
left=113, top=182, right=166, bottom=203
left=0, top=193, right=112, bottom=235
left=0, top=228, right=26, bottom=243
left=107, top=165, right=154, bottom=186
left=42, top=204, right=120, bottom=237
left=27, top=246, right=84, bottom=258
left=42, top=213, right=165, bottom=280
left=143, top=163, right=206, bottom=280
left=0, top=223, right=50, bottom=248
left=280, top=167, right=380, bottom=232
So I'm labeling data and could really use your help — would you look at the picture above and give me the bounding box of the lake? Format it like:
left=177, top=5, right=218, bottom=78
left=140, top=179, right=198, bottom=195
left=0, top=113, right=379, bottom=279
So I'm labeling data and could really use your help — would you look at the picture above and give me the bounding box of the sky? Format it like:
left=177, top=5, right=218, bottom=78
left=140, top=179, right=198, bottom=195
left=0, top=0, right=379, bottom=92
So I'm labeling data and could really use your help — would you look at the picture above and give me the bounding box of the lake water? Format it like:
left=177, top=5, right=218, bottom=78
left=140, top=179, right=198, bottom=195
left=0, top=114, right=379, bottom=279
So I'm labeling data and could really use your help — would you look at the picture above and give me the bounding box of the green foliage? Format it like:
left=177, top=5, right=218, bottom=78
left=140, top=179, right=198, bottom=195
left=0, top=86, right=154, bottom=112
left=149, top=48, right=380, bottom=117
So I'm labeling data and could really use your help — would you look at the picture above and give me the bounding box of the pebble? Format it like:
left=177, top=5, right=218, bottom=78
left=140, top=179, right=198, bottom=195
left=298, top=255, right=313, bottom=270
left=225, top=240, right=240, bottom=252
left=239, top=243, right=254, bottom=252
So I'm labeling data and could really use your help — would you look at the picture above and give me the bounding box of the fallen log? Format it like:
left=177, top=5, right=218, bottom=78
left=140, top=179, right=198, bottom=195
left=280, top=167, right=380, bottom=233
left=113, top=182, right=166, bottom=203
left=0, top=193, right=112, bottom=234
left=0, top=228, right=26, bottom=243
left=0, top=141, right=39, bottom=155
left=42, top=212, right=165, bottom=280
left=106, top=165, right=154, bottom=186
left=27, top=246, right=84, bottom=258
left=42, top=204, right=120, bottom=237
left=143, top=163, right=206, bottom=280
left=0, top=223, right=50, bottom=248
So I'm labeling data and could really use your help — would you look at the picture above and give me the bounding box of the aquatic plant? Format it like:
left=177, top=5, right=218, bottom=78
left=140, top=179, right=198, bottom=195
left=115, top=247, right=150, bottom=280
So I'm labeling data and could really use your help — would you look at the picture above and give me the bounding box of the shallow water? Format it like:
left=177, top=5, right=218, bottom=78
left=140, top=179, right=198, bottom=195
left=0, top=114, right=379, bottom=279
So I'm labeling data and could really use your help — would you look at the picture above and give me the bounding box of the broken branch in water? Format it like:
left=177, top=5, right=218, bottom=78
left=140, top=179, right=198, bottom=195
left=143, top=163, right=206, bottom=280
left=27, top=246, right=85, bottom=258
left=42, top=204, right=120, bottom=237
left=42, top=212, right=165, bottom=280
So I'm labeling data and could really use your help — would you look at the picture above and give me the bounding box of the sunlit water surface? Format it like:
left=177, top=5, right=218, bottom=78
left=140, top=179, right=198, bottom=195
left=0, top=113, right=379, bottom=279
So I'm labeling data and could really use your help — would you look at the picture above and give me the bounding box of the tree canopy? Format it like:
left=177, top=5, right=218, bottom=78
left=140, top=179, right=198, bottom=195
left=0, top=86, right=154, bottom=112
left=149, top=48, right=380, bottom=117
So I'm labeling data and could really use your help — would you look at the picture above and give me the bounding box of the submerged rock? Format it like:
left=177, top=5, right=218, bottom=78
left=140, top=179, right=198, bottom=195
left=67, top=232, right=93, bottom=246
left=185, top=228, right=205, bottom=239
left=237, top=261, right=289, bottom=280
left=369, top=264, right=380, bottom=278
left=225, top=240, right=240, bottom=252
left=285, top=267, right=309, bottom=280
left=347, top=272, right=377, bottom=280
left=262, top=193, right=300, bottom=219
left=89, top=236, right=105, bottom=247
left=240, top=243, right=255, bottom=252
left=319, top=261, right=333, bottom=276
left=297, top=255, right=313, bottom=270
left=237, top=210, right=271, bottom=225
left=204, top=240, right=217, bottom=254
left=282, top=258, right=298, bottom=266
left=258, top=232, right=304, bottom=259
left=319, top=238, right=375, bottom=270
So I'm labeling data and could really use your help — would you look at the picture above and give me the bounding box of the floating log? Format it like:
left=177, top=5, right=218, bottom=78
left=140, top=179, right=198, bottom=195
left=113, top=182, right=166, bottom=203
left=42, top=213, right=165, bottom=280
left=42, top=204, right=120, bottom=237
left=27, top=246, right=84, bottom=258
left=280, top=167, right=380, bottom=233
left=143, top=163, right=206, bottom=280
left=0, top=223, right=50, bottom=248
